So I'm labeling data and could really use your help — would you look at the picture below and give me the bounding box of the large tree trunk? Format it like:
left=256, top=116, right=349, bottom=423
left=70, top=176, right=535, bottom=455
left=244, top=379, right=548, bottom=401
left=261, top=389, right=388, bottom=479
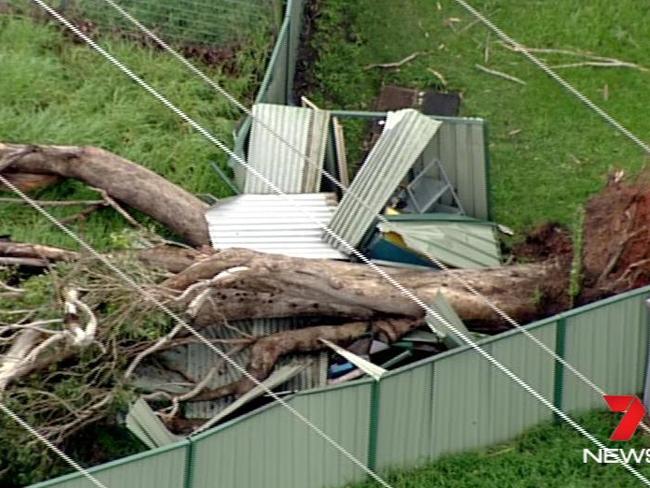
left=0, top=142, right=210, bottom=246
left=168, top=248, right=570, bottom=331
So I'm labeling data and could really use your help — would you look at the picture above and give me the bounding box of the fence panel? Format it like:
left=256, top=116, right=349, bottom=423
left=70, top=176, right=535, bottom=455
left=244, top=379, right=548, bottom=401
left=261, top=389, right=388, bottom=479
left=484, top=321, right=557, bottom=443
left=231, top=0, right=300, bottom=188
left=30, top=442, right=189, bottom=488
left=375, top=362, right=435, bottom=469
left=190, top=380, right=372, bottom=488
left=430, top=345, right=489, bottom=458
left=257, top=19, right=290, bottom=105
left=561, top=291, right=649, bottom=413
left=428, top=320, right=557, bottom=460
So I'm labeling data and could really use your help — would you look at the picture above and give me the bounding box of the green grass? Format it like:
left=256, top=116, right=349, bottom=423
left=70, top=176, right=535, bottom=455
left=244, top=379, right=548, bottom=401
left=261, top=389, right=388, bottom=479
left=0, top=14, right=268, bottom=249
left=308, top=0, right=650, bottom=233
left=348, top=410, right=650, bottom=488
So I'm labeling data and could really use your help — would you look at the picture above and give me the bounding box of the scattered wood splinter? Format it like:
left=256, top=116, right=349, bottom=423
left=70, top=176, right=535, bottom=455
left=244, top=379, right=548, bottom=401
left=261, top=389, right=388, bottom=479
left=363, top=51, right=428, bottom=70
left=475, top=64, right=526, bottom=85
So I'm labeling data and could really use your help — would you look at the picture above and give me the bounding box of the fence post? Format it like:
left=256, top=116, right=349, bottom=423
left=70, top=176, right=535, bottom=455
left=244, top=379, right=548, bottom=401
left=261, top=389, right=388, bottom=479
left=552, top=317, right=567, bottom=423
left=642, top=298, right=650, bottom=412
left=285, top=1, right=293, bottom=105
left=184, top=439, right=195, bottom=488
left=367, top=379, right=381, bottom=472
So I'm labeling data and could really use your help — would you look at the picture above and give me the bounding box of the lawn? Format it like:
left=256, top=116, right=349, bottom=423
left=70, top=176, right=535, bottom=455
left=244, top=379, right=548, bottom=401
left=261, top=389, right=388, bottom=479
left=307, top=0, right=650, bottom=233
left=0, top=12, right=268, bottom=249
left=348, top=410, right=650, bottom=488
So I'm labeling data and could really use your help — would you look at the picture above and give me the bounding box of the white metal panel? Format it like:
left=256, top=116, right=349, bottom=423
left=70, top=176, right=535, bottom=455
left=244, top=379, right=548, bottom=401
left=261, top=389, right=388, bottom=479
left=245, top=104, right=329, bottom=194
left=206, top=193, right=346, bottom=259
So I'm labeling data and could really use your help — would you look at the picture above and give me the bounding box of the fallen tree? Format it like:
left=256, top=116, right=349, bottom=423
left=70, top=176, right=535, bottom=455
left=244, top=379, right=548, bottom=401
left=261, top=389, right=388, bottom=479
left=0, top=142, right=210, bottom=246
left=2, top=142, right=650, bottom=447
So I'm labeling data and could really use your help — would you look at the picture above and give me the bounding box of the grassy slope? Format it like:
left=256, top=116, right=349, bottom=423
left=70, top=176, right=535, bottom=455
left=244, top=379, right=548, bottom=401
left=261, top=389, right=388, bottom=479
left=308, top=0, right=650, bottom=232
left=0, top=15, right=265, bottom=249
left=348, top=410, right=650, bottom=488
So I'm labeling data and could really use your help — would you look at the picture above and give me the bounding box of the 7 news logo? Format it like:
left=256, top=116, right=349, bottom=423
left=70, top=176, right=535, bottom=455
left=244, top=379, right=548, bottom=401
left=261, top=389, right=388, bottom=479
left=583, top=395, right=649, bottom=464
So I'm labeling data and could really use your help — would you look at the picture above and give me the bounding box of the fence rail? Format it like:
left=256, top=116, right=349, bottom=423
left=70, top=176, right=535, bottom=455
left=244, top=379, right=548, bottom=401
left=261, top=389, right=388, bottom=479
left=31, top=285, right=650, bottom=487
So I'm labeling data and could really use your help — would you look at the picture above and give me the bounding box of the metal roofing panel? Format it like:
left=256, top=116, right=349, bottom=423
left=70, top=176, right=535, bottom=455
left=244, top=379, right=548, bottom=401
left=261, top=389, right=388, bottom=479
left=126, top=398, right=182, bottom=448
left=426, top=292, right=471, bottom=348
left=244, top=103, right=329, bottom=194
left=378, top=214, right=500, bottom=269
left=303, top=108, right=330, bottom=192
left=325, top=109, right=442, bottom=251
left=206, top=193, right=346, bottom=259
left=137, top=317, right=329, bottom=421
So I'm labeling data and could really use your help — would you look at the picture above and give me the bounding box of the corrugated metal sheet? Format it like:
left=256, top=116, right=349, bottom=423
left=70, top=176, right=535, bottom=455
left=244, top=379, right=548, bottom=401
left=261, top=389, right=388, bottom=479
left=30, top=442, right=189, bottom=488
left=562, top=295, right=648, bottom=412
left=205, top=193, right=345, bottom=259
left=244, top=104, right=329, bottom=194
left=416, top=119, right=489, bottom=219
left=126, top=398, right=182, bottom=449
left=378, top=214, right=501, bottom=269
left=424, top=322, right=556, bottom=462
left=426, top=291, right=471, bottom=348
left=304, top=108, right=330, bottom=192
left=325, top=109, right=442, bottom=251
left=328, top=111, right=490, bottom=220
left=375, top=363, right=434, bottom=469
left=197, top=364, right=307, bottom=432
left=191, top=381, right=372, bottom=488
left=135, top=317, right=328, bottom=420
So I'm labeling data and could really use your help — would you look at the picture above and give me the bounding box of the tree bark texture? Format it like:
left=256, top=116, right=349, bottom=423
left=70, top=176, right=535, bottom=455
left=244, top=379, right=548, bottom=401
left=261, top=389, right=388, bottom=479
left=0, top=143, right=210, bottom=246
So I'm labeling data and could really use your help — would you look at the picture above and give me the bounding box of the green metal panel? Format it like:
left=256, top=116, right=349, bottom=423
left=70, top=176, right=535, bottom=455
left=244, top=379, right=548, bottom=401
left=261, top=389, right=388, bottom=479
left=285, top=0, right=305, bottom=104
left=30, top=442, right=189, bottom=488
left=331, top=111, right=490, bottom=221
left=429, top=322, right=556, bottom=460
left=190, top=381, right=372, bottom=488
left=381, top=216, right=500, bottom=269
left=230, top=16, right=290, bottom=189
left=484, top=323, right=556, bottom=443
left=562, top=293, right=649, bottom=413
left=430, top=346, right=489, bottom=458
left=375, top=362, right=434, bottom=469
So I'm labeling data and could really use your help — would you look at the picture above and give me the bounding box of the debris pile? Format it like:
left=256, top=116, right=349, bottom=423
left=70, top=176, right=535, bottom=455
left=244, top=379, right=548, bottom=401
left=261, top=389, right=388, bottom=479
left=129, top=102, right=503, bottom=441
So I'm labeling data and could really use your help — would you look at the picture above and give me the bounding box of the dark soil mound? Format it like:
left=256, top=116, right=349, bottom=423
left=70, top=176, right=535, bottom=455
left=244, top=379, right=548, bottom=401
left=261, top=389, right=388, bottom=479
left=514, top=223, right=572, bottom=262
left=582, top=180, right=650, bottom=299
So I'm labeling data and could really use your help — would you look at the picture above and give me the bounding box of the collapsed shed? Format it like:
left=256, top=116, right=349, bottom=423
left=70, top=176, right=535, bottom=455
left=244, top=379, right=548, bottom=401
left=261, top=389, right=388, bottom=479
left=129, top=104, right=501, bottom=441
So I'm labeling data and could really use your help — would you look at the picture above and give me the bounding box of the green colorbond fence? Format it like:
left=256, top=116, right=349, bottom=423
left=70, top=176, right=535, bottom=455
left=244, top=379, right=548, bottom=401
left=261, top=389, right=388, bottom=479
left=32, top=286, right=650, bottom=488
